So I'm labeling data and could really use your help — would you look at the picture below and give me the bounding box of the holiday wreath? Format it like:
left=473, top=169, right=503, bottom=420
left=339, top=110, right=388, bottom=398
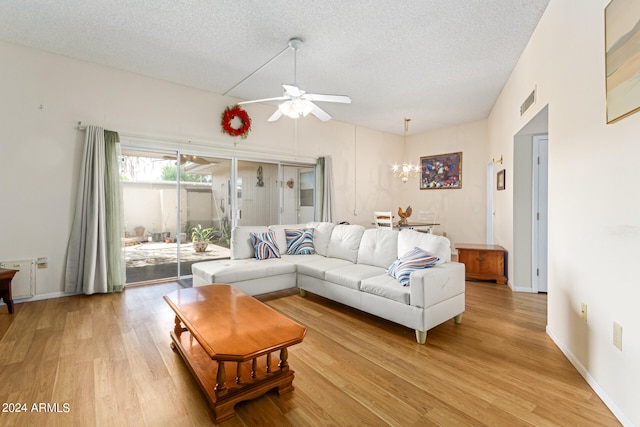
left=221, top=105, right=252, bottom=139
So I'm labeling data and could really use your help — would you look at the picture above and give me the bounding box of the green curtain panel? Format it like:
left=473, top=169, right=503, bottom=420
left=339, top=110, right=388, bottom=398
left=65, top=126, right=125, bottom=294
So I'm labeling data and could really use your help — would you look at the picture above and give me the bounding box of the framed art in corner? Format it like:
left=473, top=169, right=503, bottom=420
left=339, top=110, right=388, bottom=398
left=420, top=152, right=462, bottom=189
left=497, top=169, right=506, bottom=191
left=605, top=0, right=640, bottom=123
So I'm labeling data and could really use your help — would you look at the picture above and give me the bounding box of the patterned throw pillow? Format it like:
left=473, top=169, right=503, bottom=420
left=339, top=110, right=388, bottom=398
left=250, top=231, right=281, bottom=260
left=387, top=247, right=439, bottom=286
left=285, top=229, right=315, bottom=255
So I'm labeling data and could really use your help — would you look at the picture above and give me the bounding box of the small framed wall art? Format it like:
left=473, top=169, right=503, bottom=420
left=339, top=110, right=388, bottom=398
left=497, top=169, right=506, bottom=191
left=419, top=152, right=462, bottom=189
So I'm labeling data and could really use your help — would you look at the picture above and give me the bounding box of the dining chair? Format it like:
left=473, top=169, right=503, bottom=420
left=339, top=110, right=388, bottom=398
left=416, top=211, right=437, bottom=233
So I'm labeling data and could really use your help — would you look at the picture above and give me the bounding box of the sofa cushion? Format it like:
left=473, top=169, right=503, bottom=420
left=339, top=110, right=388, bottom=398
left=285, top=228, right=315, bottom=255
left=397, top=229, right=451, bottom=264
left=231, top=226, right=270, bottom=259
left=268, top=224, right=307, bottom=252
left=192, top=258, right=295, bottom=283
left=361, top=274, right=410, bottom=304
left=388, top=247, right=439, bottom=286
left=280, top=254, right=326, bottom=266
left=326, top=224, right=366, bottom=263
left=296, top=257, right=353, bottom=280
left=305, top=222, right=335, bottom=256
left=357, top=228, right=399, bottom=268
left=325, top=264, right=387, bottom=290
left=250, top=231, right=281, bottom=260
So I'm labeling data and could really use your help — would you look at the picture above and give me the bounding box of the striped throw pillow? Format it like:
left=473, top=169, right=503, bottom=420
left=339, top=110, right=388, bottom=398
left=285, top=228, right=315, bottom=255
left=387, top=247, right=439, bottom=286
left=250, top=231, right=281, bottom=260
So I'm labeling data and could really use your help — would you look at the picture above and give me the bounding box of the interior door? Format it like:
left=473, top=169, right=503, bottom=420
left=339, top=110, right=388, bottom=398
left=533, top=135, right=549, bottom=292
left=486, top=161, right=495, bottom=245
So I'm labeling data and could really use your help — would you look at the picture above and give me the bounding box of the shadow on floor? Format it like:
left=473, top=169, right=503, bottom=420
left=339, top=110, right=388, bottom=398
left=126, top=260, right=204, bottom=284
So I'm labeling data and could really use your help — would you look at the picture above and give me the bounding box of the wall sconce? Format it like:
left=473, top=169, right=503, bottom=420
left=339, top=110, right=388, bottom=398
left=492, top=155, right=503, bottom=164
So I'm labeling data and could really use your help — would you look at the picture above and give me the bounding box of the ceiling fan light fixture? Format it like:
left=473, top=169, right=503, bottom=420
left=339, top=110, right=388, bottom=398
left=236, top=38, right=350, bottom=122
left=278, top=99, right=313, bottom=118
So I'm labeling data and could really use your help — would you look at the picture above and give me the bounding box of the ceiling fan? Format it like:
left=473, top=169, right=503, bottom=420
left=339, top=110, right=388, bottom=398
left=236, top=38, right=351, bottom=122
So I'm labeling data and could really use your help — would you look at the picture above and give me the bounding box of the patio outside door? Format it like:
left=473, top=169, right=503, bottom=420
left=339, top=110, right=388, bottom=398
left=178, top=154, right=232, bottom=277
left=120, top=150, right=315, bottom=283
left=235, top=160, right=279, bottom=226
left=282, top=166, right=315, bottom=224
left=120, top=149, right=231, bottom=283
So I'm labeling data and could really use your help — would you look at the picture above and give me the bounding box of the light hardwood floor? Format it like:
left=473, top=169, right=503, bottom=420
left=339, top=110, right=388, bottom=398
left=0, top=281, right=620, bottom=426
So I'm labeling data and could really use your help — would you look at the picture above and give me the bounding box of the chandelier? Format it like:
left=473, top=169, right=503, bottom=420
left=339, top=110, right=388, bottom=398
left=392, top=118, right=420, bottom=183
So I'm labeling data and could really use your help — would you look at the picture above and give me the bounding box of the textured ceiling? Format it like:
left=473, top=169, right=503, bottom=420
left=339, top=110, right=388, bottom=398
left=0, top=0, right=550, bottom=135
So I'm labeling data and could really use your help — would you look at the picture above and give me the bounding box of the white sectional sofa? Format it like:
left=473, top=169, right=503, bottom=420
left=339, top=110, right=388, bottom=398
left=191, top=222, right=465, bottom=344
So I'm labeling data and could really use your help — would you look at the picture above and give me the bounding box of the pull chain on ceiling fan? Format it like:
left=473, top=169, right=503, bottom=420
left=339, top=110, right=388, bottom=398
left=235, top=38, right=351, bottom=122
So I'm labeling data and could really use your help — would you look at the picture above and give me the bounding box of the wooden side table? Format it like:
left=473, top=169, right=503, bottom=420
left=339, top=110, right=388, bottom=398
left=0, top=268, right=18, bottom=314
left=455, top=244, right=507, bottom=284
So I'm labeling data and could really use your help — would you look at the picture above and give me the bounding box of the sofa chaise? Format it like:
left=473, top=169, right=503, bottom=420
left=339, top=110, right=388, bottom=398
left=191, top=222, right=465, bottom=344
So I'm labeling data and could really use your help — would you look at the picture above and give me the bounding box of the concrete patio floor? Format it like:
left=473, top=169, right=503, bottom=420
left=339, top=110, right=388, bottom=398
left=124, top=241, right=230, bottom=283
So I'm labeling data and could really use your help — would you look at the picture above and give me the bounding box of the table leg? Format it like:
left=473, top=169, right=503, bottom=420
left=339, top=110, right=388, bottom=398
left=4, top=296, right=13, bottom=314
left=278, top=348, right=289, bottom=372
left=173, top=315, right=182, bottom=336
left=215, top=361, right=227, bottom=395
left=0, top=278, right=14, bottom=314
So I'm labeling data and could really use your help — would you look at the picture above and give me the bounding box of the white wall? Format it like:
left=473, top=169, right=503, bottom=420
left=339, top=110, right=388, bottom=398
left=403, top=120, right=489, bottom=246
left=488, top=0, right=639, bottom=424
left=0, top=39, right=491, bottom=299
left=0, top=40, right=403, bottom=296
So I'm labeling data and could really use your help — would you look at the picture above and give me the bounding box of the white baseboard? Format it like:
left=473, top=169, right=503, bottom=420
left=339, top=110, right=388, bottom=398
left=0, top=291, right=80, bottom=307
left=546, top=327, right=632, bottom=426
left=509, top=283, right=536, bottom=293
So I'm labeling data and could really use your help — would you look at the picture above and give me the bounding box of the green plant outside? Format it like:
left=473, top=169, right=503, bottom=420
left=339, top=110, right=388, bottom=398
left=191, top=224, right=214, bottom=242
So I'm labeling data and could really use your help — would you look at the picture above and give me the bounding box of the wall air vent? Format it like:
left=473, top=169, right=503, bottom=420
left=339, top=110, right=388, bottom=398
left=520, top=88, right=536, bottom=116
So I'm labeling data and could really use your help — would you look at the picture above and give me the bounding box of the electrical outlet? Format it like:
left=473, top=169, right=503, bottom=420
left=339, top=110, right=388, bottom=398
left=613, top=322, right=623, bottom=351
left=580, top=303, right=587, bottom=323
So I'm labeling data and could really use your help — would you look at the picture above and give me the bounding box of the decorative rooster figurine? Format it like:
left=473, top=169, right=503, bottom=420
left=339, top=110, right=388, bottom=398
left=397, top=206, right=412, bottom=226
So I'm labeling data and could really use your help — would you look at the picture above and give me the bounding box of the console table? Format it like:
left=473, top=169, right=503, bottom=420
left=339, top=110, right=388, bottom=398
left=456, top=244, right=507, bottom=284
left=0, top=268, right=18, bottom=314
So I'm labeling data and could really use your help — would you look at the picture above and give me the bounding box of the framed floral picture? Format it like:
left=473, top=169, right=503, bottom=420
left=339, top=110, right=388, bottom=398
left=420, top=152, right=462, bottom=189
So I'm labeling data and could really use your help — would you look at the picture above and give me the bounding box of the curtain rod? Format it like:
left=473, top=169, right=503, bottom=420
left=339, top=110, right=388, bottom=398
left=75, top=121, right=317, bottom=164
left=76, top=121, right=117, bottom=133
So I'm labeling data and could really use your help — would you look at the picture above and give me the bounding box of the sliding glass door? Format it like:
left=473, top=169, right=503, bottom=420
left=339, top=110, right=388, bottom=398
left=120, top=149, right=180, bottom=283
left=120, top=148, right=316, bottom=284
left=178, top=154, right=232, bottom=277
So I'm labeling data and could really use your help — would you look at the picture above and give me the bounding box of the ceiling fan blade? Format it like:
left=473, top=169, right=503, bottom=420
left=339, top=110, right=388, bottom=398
left=282, top=84, right=302, bottom=97
left=309, top=102, right=332, bottom=121
left=267, top=109, right=284, bottom=122
left=304, top=93, right=352, bottom=104
left=238, top=96, right=288, bottom=105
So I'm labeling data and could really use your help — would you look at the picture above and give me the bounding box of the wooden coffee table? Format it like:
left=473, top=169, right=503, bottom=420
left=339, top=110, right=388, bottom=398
left=163, top=284, right=306, bottom=423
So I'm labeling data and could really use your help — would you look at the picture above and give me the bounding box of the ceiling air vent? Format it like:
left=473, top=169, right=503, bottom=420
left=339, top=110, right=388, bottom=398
left=520, top=88, right=536, bottom=116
